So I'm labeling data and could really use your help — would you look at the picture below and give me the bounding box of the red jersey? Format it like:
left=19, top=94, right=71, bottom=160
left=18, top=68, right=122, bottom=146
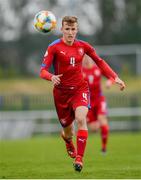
left=83, top=65, right=102, bottom=99
left=83, top=65, right=108, bottom=112
left=40, top=38, right=117, bottom=88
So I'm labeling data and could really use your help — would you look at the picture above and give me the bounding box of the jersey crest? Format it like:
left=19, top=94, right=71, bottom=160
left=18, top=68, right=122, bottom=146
left=78, top=48, right=84, bottom=56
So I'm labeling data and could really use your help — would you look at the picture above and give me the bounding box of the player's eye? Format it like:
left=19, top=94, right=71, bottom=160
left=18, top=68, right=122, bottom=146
left=72, top=28, right=76, bottom=31
left=65, top=28, right=70, bottom=30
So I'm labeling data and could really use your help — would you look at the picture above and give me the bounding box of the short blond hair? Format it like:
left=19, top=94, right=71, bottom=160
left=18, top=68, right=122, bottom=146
left=62, top=16, right=78, bottom=26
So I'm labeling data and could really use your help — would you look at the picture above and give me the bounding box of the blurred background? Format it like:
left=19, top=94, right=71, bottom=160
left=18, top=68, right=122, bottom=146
left=0, top=0, right=141, bottom=139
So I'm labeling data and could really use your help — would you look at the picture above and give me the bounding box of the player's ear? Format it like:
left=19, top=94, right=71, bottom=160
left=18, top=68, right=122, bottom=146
left=61, top=25, right=64, bottom=32
left=76, top=24, right=78, bottom=32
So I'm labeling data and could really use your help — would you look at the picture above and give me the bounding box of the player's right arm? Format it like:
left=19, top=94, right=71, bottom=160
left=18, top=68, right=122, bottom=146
left=40, top=46, right=62, bottom=85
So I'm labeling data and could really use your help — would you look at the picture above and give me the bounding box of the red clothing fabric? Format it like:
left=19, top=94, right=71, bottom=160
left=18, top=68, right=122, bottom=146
left=83, top=65, right=108, bottom=122
left=77, top=130, right=88, bottom=157
left=83, top=65, right=102, bottom=101
left=53, top=82, right=90, bottom=127
left=40, top=38, right=117, bottom=88
left=87, top=95, right=107, bottom=122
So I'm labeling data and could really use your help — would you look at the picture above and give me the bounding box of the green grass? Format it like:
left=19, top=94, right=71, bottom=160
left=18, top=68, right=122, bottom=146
left=0, top=132, right=141, bottom=179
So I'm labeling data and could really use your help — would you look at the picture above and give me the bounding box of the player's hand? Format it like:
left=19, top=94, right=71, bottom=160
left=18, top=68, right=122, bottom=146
left=115, top=77, right=126, bottom=91
left=51, top=74, right=63, bottom=86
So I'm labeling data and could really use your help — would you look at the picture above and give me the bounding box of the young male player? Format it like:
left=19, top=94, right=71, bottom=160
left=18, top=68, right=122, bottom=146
left=83, top=55, right=114, bottom=153
left=40, top=16, right=125, bottom=172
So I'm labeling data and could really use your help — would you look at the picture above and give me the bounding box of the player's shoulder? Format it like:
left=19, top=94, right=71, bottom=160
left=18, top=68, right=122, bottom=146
left=76, top=39, right=91, bottom=46
left=48, top=39, right=61, bottom=47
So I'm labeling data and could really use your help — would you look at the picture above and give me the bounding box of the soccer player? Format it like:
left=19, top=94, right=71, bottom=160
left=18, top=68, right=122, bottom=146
left=40, top=16, right=125, bottom=172
left=83, top=55, right=113, bottom=153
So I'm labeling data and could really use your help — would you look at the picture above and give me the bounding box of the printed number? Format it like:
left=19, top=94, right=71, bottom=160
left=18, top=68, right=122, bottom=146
left=82, top=93, right=88, bottom=101
left=70, top=57, right=75, bottom=67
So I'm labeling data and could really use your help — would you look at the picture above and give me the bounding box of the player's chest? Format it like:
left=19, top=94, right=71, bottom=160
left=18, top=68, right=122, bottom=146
left=56, top=46, right=84, bottom=65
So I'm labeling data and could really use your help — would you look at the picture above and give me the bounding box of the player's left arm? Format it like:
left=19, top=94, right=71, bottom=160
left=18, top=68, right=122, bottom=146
left=84, top=43, right=126, bottom=90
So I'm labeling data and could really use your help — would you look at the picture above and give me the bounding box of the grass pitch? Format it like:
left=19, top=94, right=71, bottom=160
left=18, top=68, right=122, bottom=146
left=0, top=132, right=141, bottom=179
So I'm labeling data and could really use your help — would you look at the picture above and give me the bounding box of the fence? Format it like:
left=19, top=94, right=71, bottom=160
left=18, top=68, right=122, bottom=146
left=96, top=44, right=141, bottom=75
left=0, top=107, right=141, bottom=139
left=0, top=93, right=141, bottom=139
left=0, top=93, right=141, bottom=111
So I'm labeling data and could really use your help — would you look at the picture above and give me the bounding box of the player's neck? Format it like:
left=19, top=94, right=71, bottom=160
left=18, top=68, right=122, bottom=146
left=62, top=37, right=74, bottom=46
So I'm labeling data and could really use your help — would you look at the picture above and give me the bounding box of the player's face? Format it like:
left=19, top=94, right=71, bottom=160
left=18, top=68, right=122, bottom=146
left=61, top=22, right=78, bottom=45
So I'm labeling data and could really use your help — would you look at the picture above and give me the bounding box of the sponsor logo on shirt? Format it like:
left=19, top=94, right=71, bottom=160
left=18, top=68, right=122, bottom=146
left=60, top=51, right=66, bottom=55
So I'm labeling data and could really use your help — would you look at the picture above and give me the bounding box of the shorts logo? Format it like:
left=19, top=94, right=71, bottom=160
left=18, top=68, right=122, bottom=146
left=60, top=118, right=66, bottom=125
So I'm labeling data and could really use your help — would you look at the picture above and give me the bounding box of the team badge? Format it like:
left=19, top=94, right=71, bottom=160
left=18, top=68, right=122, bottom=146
left=78, top=48, right=84, bottom=55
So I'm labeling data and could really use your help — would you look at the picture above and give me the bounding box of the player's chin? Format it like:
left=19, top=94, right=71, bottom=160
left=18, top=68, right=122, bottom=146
left=68, top=36, right=74, bottom=41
